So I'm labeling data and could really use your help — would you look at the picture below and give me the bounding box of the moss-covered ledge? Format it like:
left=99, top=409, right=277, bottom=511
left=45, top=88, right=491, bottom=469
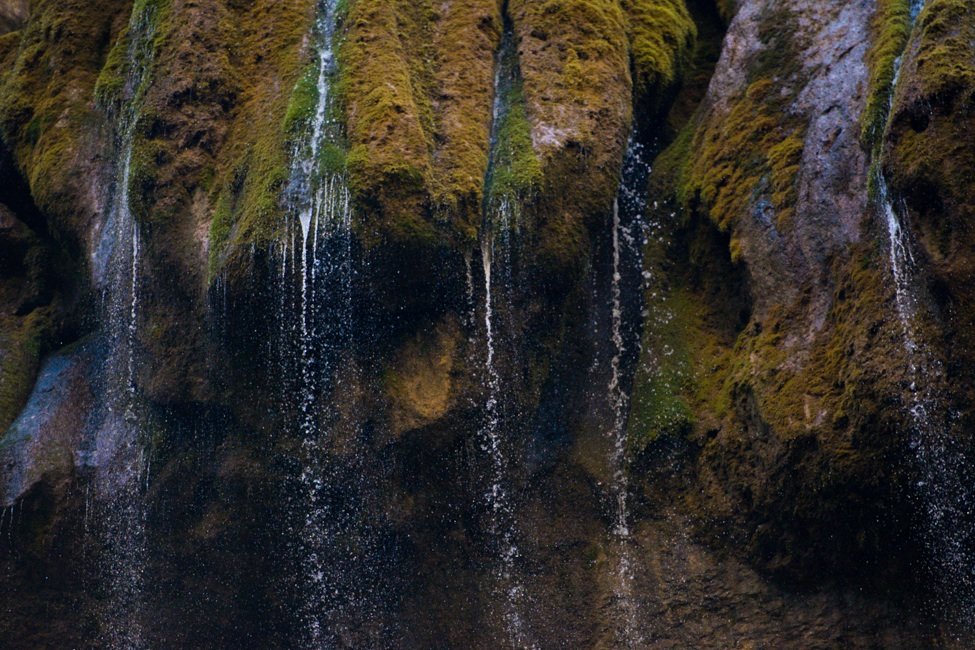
left=0, top=0, right=129, bottom=250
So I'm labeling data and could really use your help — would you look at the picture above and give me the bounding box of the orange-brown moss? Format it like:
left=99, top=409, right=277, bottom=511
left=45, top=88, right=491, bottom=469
left=509, top=0, right=631, bottom=272
left=0, top=30, right=19, bottom=65
left=203, top=0, right=313, bottom=274
left=340, top=0, right=436, bottom=244
left=339, top=0, right=507, bottom=248
left=677, top=79, right=805, bottom=235
left=428, top=0, right=502, bottom=239
left=659, top=5, right=807, bottom=241
left=510, top=0, right=630, bottom=162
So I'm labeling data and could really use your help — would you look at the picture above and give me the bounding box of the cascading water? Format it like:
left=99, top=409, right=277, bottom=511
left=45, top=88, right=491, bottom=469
left=280, top=1, right=379, bottom=645
left=873, top=0, right=975, bottom=621
left=84, top=3, right=159, bottom=647
left=604, top=133, right=652, bottom=647
left=478, top=18, right=534, bottom=649
left=479, top=231, right=530, bottom=648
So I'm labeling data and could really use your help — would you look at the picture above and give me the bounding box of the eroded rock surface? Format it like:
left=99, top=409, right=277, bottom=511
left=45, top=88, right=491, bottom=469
left=1, top=0, right=973, bottom=646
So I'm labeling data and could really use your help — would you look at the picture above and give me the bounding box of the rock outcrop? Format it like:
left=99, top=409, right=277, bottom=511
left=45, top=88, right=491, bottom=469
left=1, top=0, right=974, bottom=647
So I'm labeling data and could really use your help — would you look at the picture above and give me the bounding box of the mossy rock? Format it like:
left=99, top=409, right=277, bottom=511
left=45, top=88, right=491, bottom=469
left=885, top=0, right=975, bottom=429
left=0, top=0, right=129, bottom=246
left=623, top=0, right=696, bottom=104
left=203, top=0, right=315, bottom=275
left=862, top=0, right=914, bottom=149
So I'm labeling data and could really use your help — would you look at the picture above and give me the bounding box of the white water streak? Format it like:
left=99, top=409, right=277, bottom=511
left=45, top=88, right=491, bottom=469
left=479, top=20, right=536, bottom=646
left=285, top=1, right=357, bottom=644
left=480, top=234, right=534, bottom=650
left=877, top=0, right=975, bottom=621
left=607, top=196, right=642, bottom=648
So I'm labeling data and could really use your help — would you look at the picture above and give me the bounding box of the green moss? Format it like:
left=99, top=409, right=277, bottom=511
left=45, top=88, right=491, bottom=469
left=195, top=0, right=311, bottom=275
left=283, top=63, right=322, bottom=137
left=93, top=25, right=131, bottom=104
left=489, top=93, right=540, bottom=203
left=486, top=38, right=541, bottom=209
left=0, top=0, right=129, bottom=235
left=95, top=0, right=168, bottom=109
left=650, top=118, right=694, bottom=198
left=125, top=0, right=248, bottom=232
left=862, top=0, right=912, bottom=149
left=622, top=0, right=697, bottom=99
left=628, top=290, right=696, bottom=449
left=228, top=143, right=291, bottom=243
left=317, top=142, right=347, bottom=176
left=628, top=208, right=749, bottom=450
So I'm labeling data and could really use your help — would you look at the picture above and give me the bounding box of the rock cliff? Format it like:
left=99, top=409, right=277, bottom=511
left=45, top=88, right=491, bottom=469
left=1, top=0, right=973, bottom=647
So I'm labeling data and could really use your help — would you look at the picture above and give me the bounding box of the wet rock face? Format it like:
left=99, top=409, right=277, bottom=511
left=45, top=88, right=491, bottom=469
left=886, top=0, right=975, bottom=430
left=636, top=0, right=966, bottom=592
left=691, top=0, right=873, bottom=320
left=0, top=0, right=974, bottom=646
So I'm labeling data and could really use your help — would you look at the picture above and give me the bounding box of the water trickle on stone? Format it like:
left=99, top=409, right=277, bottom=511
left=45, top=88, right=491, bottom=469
left=83, top=3, right=160, bottom=646
left=280, top=1, right=374, bottom=644
left=873, top=0, right=975, bottom=622
left=604, top=132, right=653, bottom=648
left=477, top=17, right=536, bottom=648
left=480, top=228, right=532, bottom=650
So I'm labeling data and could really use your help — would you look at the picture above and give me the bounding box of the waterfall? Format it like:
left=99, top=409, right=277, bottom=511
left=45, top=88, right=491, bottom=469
left=84, top=3, right=159, bottom=647
left=476, top=17, right=535, bottom=648
left=480, top=228, right=532, bottom=649
left=281, top=1, right=370, bottom=644
left=874, top=0, right=975, bottom=621
left=604, top=132, right=652, bottom=647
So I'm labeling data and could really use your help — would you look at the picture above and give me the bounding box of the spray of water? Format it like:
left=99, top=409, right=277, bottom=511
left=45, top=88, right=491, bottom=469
left=476, top=16, right=536, bottom=648
left=873, top=0, right=975, bottom=623
left=280, top=1, right=378, bottom=644
left=84, top=3, right=161, bottom=646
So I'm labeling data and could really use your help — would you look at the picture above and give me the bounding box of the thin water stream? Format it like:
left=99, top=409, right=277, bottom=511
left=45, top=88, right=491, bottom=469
left=86, top=3, right=160, bottom=646
left=604, top=132, right=653, bottom=647
left=281, top=1, right=367, bottom=644
left=874, top=0, right=975, bottom=621
left=478, top=17, right=534, bottom=648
